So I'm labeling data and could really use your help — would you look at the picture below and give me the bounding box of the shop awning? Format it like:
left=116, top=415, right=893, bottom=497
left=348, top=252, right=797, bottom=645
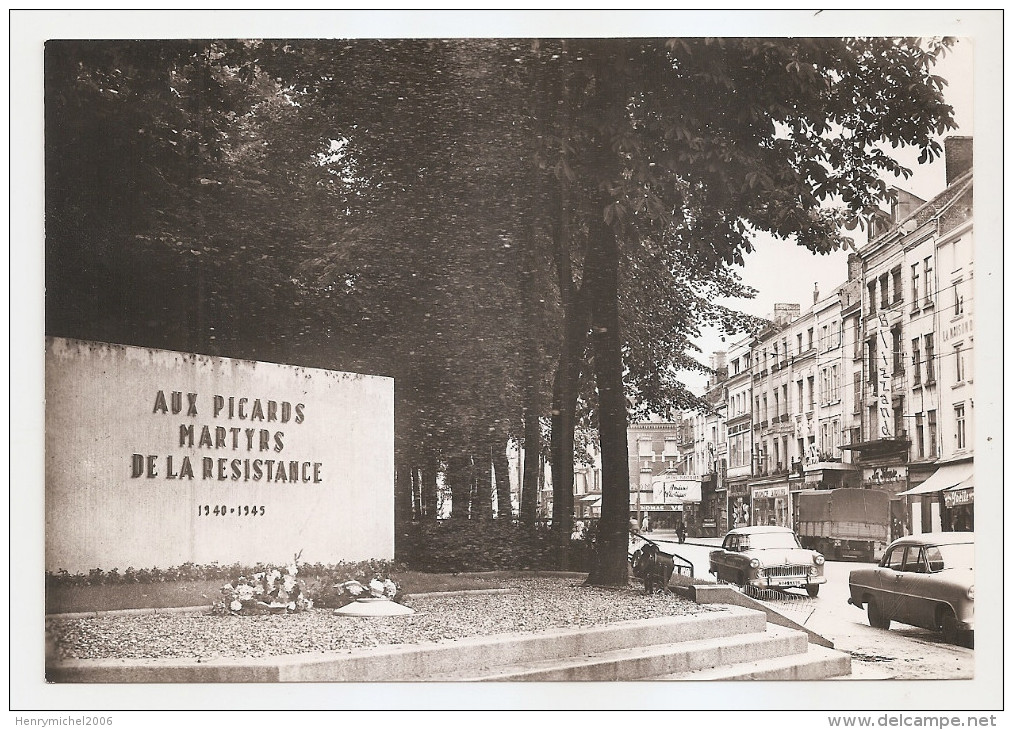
left=943, top=474, right=974, bottom=508
left=897, top=462, right=974, bottom=496
left=579, top=494, right=601, bottom=503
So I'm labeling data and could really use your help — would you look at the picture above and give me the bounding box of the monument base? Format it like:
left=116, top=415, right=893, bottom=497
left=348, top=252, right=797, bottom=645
left=334, top=598, right=415, bottom=617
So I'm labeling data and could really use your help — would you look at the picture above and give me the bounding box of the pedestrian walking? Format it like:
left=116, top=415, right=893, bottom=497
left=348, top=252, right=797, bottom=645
left=641, top=514, right=651, bottom=533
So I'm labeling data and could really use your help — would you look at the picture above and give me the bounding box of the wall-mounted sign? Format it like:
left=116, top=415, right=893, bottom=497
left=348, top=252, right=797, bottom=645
left=863, top=465, right=908, bottom=486
left=652, top=474, right=702, bottom=504
left=876, top=312, right=895, bottom=439
left=752, top=485, right=790, bottom=499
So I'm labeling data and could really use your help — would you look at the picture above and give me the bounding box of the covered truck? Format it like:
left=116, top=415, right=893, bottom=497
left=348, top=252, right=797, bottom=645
left=796, top=488, right=890, bottom=561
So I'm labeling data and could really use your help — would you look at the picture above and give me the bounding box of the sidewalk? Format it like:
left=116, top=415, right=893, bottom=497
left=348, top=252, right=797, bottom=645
left=635, top=530, right=723, bottom=548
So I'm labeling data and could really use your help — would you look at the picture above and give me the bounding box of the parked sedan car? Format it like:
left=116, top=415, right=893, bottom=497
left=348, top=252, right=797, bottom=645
left=709, top=526, right=826, bottom=597
left=847, top=532, right=974, bottom=647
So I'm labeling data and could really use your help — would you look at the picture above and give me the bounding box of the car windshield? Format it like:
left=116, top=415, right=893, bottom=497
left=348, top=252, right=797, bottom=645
left=739, top=532, right=801, bottom=550
left=929, top=543, right=974, bottom=570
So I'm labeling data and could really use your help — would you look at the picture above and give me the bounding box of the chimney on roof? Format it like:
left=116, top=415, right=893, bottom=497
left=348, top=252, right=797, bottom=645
left=847, top=252, right=863, bottom=282
left=944, top=136, right=973, bottom=185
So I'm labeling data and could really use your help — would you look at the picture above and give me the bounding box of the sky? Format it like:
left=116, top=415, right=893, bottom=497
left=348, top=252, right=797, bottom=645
left=680, top=37, right=976, bottom=393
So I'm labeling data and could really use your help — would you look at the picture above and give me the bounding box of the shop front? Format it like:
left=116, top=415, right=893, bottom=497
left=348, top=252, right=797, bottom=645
left=750, top=482, right=790, bottom=527
left=700, top=473, right=726, bottom=537
left=726, top=478, right=751, bottom=529
left=943, top=474, right=974, bottom=532
left=644, top=473, right=702, bottom=532
left=896, top=460, right=973, bottom=535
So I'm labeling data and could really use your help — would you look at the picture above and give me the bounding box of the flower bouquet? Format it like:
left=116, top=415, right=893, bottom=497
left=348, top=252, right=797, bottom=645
left=212, top=555, right=313, bottom=616
left=334, top=576, right=401, bottom=606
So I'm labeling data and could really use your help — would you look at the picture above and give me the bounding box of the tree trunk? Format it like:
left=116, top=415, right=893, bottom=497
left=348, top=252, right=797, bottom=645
left=473, top=440, right=494, bottom=519
left=447, top=454, right=472, bottom=519
left=492, top=439, right=513, bottom=520
left=520, top=411, right=540, bottom=525
left=420, top=452, right=439, bottom=521
left=549, top=290, right=588, bottom=562
left=393, top=378, right=414, bottom=529
left=584, top=202, right=631, bottom=586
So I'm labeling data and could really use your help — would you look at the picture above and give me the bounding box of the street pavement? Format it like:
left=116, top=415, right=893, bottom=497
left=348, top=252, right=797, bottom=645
left=634, top=530, right=973, bottom=681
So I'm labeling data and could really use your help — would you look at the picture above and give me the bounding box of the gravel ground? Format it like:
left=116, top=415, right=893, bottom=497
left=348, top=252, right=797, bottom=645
left=47, top=576, right=720, bottom=661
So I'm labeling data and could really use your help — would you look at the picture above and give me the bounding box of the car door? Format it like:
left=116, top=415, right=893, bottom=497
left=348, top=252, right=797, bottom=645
left=871, top=545, right=907, bottom=620
left=714, top=535, right=737, bottom=582
left=901, top=546, right=938, bottom=629
left=882, top=545, right=922, bottom=623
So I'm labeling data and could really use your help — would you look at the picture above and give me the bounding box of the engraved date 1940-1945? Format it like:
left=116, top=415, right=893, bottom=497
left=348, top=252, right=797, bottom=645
left=198, top=505, right=266, bottom=517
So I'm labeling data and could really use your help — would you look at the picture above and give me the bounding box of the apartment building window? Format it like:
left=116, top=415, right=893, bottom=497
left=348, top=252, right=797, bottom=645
left=797, top=333, right=803, bottom=354
left=797, top=380, right=804, bottom=410
left=915, top=413, right=925, bottom=459
left=755, top=395, right=761, bottom=418
left=773, top=391, right=779, bottom=419
left=894, top=397, right=905, bottom=438
left=924, top=334, right=935, bottom=383
left=953, top=279, right=965, bottom=316
left=955, top=344, right=966, bottom=382
left=853, top=318, right=862, bottom=359
left=911, top=263, right=920, bottom=306
left=879, top=273, right=890, bottom=309
left=831, top=364, right=840, bottom=401
left=928, top=410, right=938, bottom=457
left=782, top=338, right=788, bottom=362
left=819, top=324, right=828, bottom=351
left=868, top=405, right=878, bottom=442
left=807, top=376, right=815, bottom=411
left=911, top=338, right=921, bottom=385
left=867, top=281, right=877, bottom=315
left=772, top=342, right=778, bottom=362
left=892, top=267, right=903, bottom=304
left=807, top=327, right=814, bottom=350
left=892, top=326, right=903, bottom=375
left=853, top=373, right=862, bottom=414
left=832, top=320, right=841, bottom=348
left=782, top=384, right=789, bottom=414
left=955, top=404, right=966, bottom=450
left=924, top=257, right=934, bottom=306
left=762, top=395, right=768, bottom=422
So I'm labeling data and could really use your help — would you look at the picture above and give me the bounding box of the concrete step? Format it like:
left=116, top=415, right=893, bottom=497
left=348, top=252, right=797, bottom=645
left=656, top=642, right=852, bottom=681
left=49, top=606, right=768, bottom=683
left=428, top=624, right=809, bottom=682
left=282, top=606, right=767, bottom=682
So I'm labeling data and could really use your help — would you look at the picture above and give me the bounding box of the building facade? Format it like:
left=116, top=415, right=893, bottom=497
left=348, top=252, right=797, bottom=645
left=844, top=136, right=973, bottom=536
left=724, top=336, right=754, bottom=530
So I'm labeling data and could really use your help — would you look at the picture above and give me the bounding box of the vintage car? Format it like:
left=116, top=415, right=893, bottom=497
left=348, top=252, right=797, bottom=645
left=847, top=532, right=974, bottom=647
left=709, top=526, right=826, bottom=597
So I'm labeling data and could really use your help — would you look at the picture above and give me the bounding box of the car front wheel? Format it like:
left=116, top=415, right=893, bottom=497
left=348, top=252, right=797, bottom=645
left=867, top=599, right=891, bottom=630
left=939, top=607, right=960, bottom=644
